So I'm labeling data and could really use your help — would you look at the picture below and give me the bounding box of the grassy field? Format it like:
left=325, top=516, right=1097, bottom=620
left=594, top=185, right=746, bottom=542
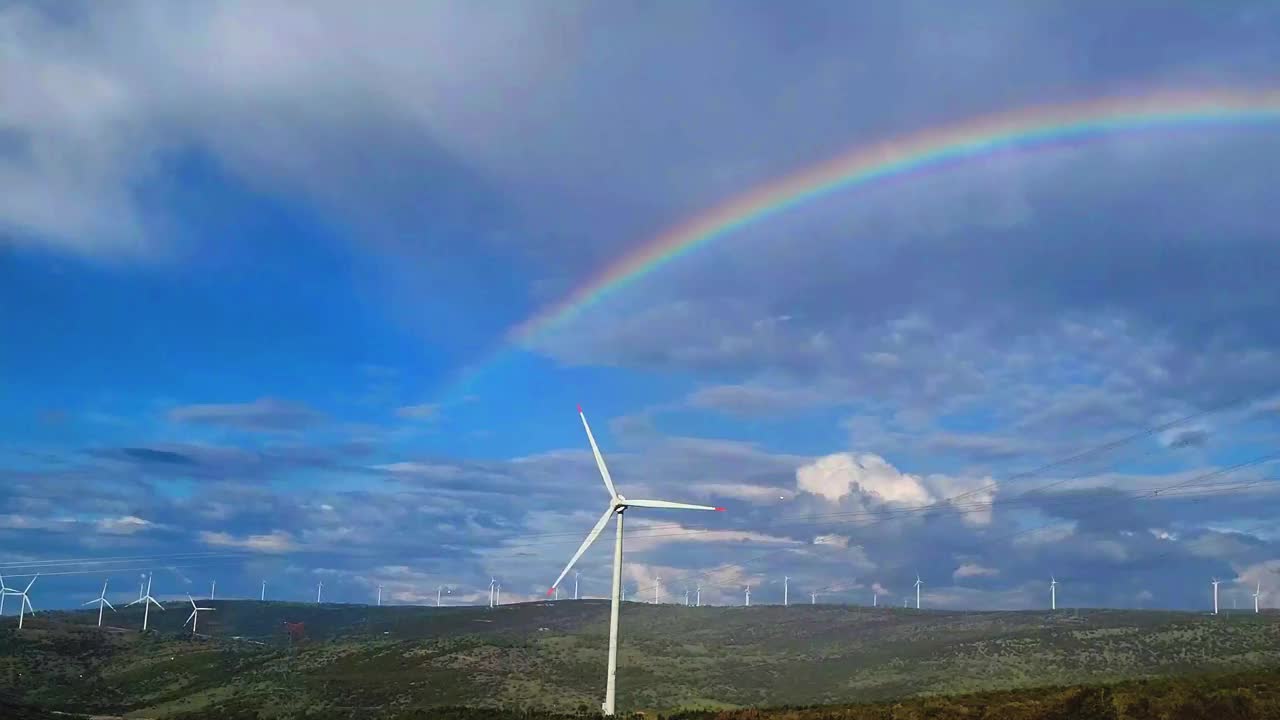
left=1, top=600, right=1278, bottom=717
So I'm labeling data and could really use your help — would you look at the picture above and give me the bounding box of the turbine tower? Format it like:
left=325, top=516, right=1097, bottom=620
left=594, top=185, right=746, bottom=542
left=1050, top=576, right=1057, bottom=611
left=810, top=591, right=816, bottom=605
left=696, top=583, right=702, bottom=607
left=11, top=575, right=37, bottom=629
left=914, top=575, right=923, bottom=610
left=127, top=575, right=164, bottom=631
left=496, top=582, right=501, bottom=606
left=655, top=576, right=662, bottom=604
left=184, top=594, right=214, bottom=635
left=489, top=577, right=496, bottom=608
left=210, top=580, right=216, bottom=600
left=745, top=585, right=751, bottom=607
left=784, top=576, right=789, bottom=607
left=317, top=581, right=324, bottom=604
left=377, top=585, right=383, bottom=607
left=547, top=405, right=725, bottom=717
left=83, top=579, right=116, bottom=628
left=574, top=571, right=581, bottom=600
left=684, top=588, right=690, bottom=606
left=437, top=585, right=450, bottom=607
left=1254, top=582, right=1261, bottom=614
left=1212, top=578, right=1221, bottom=615
left=261, top=580, right=267, bottom=602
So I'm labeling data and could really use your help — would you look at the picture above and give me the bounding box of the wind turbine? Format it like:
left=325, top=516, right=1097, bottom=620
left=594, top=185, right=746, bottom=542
left=0, top=573, right=12, bottom=616
left=210, top=580, right=216, bottom=600
left=488, top=577, right=496, bottom=608
left=377, top=585, right=383, bottom=607
left=810, top=591, right=817, bottom=605
left=655, top=576, right=662, bottom=604
left=684, top=588, right=690, bottom=606
left=184, top=594, right=214, bottom=635
left=547, top=406, right=725, bottom=717
left=872, top=591, right=878, bottom=608
left=436, top=585, right=450, bottom=607
left=745, top=585, right=751, bottom=607
left=1254, top=582, right=1261, bottom=614
left=127, top=575, right=164, bottom=631
left=496, top=582, right=501, bottom=606
left=696, top=583, right=702, bottom=607
left=783, top=576, right=789, bottom=607
left=261, top=580, right=267, bottom=602
left=914, top=575, right=923, bottom=610
left=11, top=575, right=37, bottom=629
left=1212, top=578, right=1221, bottom=615
left=555, top=586, right=560, bottom=601
left=575, top=571, right=581, bottom=600
left=316, top=581, right=324, bottom=604
left=84, top=579, right=116, bottom=628
left=1050, top=576, right=1057, bottom=611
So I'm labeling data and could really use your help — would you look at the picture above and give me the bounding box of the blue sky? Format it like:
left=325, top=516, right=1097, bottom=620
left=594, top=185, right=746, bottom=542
left=2, top=0, right=1280, bottom=613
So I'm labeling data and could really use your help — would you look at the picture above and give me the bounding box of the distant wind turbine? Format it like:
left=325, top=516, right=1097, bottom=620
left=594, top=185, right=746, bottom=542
left=810, top=591, right=816, bottom=605
left=783, top=576, right=789, bottom=607
left=1212, top=578, right=1221, bottom=615
left=210, top=580, right=216, bottom=600
left=127, top=575, right=164, bottom=631
left=655, top=576, right=662, bottom=604
left=261, top=580, right=266, bottom=602
left=914, top=575, right=923, bottom=610
left=316, top=581, right=324, bottom=604
left=83, top=579, right=116, bottom=628
left=1050, top=576, right=1057, bottom=611
left=11, top=575, right=37, bottom=629
left=873, top=592, right=877, bottom=608
left=546, top=405, right=724, bottom=717
left=574, top=571, right=580, bottom=600
left=1254, top=582, right=1261, bottom=614
left=185, top=594, right=214, bottom=635
left=489, top=577, right=496, bottom=608
left=377, top=585, right=383, bottom=607
left=745, top=585, right=751, bottom=607
left=496, top=582, right=501, bottom=606
left=437, top=585, right=450, bottom=607
left=696, top=583, right=702, bottom=607
left=0, top=573, right=13, bottom=616
left=684, top=588, right=690, bottom=606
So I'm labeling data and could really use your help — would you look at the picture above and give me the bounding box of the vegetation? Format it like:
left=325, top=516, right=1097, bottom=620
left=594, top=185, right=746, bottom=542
left=1, top=601, right=1277, bottom=717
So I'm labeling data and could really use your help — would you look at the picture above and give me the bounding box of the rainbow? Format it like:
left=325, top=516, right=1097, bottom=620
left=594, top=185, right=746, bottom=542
left=446, top=89, right=1280, bottom=395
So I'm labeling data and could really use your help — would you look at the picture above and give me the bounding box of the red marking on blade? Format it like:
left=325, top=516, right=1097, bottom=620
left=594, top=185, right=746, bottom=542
left=715, top=507, right=726, bottom=512
left=547, top=587, right=555, bottom=597
left=577, top=404, right=583, bottom=413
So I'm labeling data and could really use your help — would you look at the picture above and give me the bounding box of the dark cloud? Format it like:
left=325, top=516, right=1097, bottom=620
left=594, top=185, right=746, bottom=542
left=118, top=447, right=197, bottom=465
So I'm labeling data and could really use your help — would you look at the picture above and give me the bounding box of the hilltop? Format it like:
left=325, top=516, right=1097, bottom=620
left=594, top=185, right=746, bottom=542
left=1, top=600, right=1277, bottom=717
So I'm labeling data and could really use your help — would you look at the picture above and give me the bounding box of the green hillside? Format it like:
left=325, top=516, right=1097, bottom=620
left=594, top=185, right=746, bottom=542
left=2, top=601, right=1278, bottom=717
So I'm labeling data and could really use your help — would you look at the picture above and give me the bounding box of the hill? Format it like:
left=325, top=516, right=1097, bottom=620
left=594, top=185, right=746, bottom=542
left=1, top=601, right=1278, bottom=717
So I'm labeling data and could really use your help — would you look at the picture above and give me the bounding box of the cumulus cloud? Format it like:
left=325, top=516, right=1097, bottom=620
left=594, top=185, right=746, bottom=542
left=953, top=563, right=1000, bottom=579
left=95, top=515, right=153, bottom=535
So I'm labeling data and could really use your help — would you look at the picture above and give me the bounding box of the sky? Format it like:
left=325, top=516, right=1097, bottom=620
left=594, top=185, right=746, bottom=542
left=3, top=0, right=1280, bottom=613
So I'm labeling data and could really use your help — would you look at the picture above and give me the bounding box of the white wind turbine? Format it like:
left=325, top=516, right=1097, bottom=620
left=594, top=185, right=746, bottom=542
left=696, top=583, right=702, bottom=607
left=655, top=576, right=662, bottom=604
left=261, top=580, right=267, bottom=602
left=810, top=591, right=817, bottom=605
left=783, top=576, right=789, bottom=607
left=488, top=577, right=496, bottom=608
left=0, top=573, right=13, bottom=617
left=84, top=579, right=116, bottom=628
left=184, top=594, right=214, bottom=635
left=316, top=581, right=324, bottom=604
left=745, top=585, right=751, bottom=607
left=575, top=571, right=581, bottom=600
left=1050, top=576, right=1057, bottom=611
left=684, top=588, right=691, bottom=606
left=1253, top=582, right=1261, bottom=614
left=377, top=584, right=383, bottom=607
left=1212, top=578, right=1221, bottom=615
left=127, top=575, right=164, bottom=631
left=914, top=575, right=923, bottom=610
left=210, top=580, right=216, bottom=600
left=547, top=405, right=725, bottom=717
left=436, top=585, right=450, bottom=607
left=10, top=575, right=37, bottom=629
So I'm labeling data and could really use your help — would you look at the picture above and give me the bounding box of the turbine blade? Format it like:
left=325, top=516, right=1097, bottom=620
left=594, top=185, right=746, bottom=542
left=82, top=599, right=98, bottom=606
left=625, top=499, right=722, bottom=511
left=23, top=596, right=33, bottom=613
left=104, top=598, right=116, bottom=611
left=550, top=505, right=614, bottom=593
left=24, top=575, right=37, bottom=593
left=578, top=407, right=618, bottom=499
left=126, top=597, right=144, bottom=607
left=151, top=598, right=165, bottom=610
left=185, top=610, right=195, bottom=626
left=188, top=594, right=197, bottom=609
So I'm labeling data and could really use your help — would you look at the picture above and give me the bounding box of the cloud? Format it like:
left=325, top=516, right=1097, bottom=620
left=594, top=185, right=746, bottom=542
left=199, top=530, right=296, bottom=553
left=953, top=563, right=999, bottom=579
left=168, top=398, right=324, bottom=432
left=1163, top=427, right=1210, bottom=449
left=685, top=383, right=831, bottom=417
left=395, top=403, right=439, bottom=421
left=119, top=447, right=197, bottom=465
left=95, top=515, right=153, bottom=535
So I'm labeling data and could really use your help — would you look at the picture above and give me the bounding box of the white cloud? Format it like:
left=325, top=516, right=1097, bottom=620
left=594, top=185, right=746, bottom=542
left=953, top=563, right=999, bottom=579
left=395, top=403, right=439, bottom=420
left=94, top=515, right=152, bottom=535
left=199, top=529, right=296, bottom=553
left=796, top=452, right=933, bottom=505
